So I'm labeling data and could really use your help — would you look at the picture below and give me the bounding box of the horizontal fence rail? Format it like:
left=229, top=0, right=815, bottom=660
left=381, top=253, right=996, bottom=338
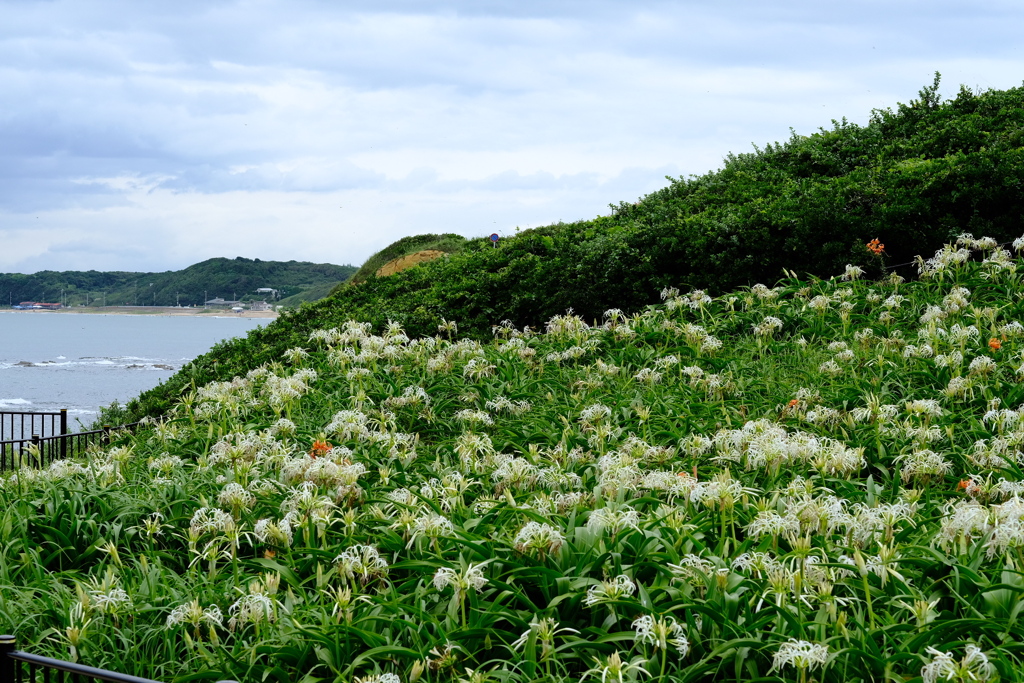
left=0, top=635, right=166, bottom=683
left=0, top=410, right=67, bottom=442
left=0, top=423, right=141, bottom=473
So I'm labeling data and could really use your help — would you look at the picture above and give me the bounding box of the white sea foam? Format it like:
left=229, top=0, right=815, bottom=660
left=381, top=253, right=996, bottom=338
left=0, top=398, right=32, bottom=407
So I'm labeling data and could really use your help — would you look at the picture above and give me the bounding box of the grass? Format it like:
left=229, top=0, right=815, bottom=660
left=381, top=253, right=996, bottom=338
left=3, top=235, right=1024, bottom=682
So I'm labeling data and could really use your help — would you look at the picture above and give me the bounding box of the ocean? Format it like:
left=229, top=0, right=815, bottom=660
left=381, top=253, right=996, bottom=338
left=0, top=312, right=268, bottom=428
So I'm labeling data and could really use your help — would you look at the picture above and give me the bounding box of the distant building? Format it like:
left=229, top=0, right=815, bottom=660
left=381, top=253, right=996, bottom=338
left=14, top=301, right=61, bottom=310
left=255, top=288, right=279, bottom=299
left=250, top=301, right=272, bottom=311
left=204, top=298, right=243, bottom=307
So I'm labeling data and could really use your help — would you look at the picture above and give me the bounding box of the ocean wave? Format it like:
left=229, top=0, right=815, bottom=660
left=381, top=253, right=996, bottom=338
left=3, top=358, right=179, bottom=371
left=0, top=398, right=32, bottom=407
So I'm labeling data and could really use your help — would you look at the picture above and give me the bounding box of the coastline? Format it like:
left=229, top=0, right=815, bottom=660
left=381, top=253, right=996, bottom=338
left=0, top=306, right=279, bottom=319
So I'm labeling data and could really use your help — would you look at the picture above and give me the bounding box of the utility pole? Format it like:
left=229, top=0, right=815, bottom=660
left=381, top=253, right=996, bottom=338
left=204, top=290, right=207, bottom=309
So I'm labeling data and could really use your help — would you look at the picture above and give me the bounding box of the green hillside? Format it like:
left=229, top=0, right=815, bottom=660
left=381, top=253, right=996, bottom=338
left=6, top=238, right=1024, bottom=681
left=344, top=233, right=468, bottom=286
left=0, top=257, right=357, bottom=308
left=123, top=77, right=1024, bottom=421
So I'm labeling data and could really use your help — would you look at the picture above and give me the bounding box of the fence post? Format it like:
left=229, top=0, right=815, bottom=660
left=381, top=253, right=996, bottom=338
left=60, top=408, right=68, bottom=460
left=0, top=633, right=15, bottom=683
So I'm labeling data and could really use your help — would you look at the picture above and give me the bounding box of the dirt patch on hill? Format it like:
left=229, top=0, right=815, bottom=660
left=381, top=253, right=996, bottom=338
left=375, top=250, right=447, bottom=278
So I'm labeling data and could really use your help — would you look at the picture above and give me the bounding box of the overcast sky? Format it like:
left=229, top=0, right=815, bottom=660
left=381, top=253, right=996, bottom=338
left=2, top=0, right=1022, bottom=273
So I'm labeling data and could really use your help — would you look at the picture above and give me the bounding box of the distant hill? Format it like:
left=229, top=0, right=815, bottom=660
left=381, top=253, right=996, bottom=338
left=0, top=257, right=357, bottom=308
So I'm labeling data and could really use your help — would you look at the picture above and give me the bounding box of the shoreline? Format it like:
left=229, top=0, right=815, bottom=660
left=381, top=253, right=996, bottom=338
left=0, top=306, right=279, bottom=319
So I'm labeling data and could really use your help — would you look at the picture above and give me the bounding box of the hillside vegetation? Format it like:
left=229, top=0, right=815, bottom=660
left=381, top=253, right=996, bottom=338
left=343, top=234, right=468, bottom=286
left=123, top=77, right=1024, bottom=421
left=6, top=238, right=1024, bottom=682
left=0, top=257, right=356, bottom=308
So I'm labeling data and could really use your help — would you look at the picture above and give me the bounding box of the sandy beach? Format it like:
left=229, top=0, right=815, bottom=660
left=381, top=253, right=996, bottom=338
left=2, top=306, right=279, bottom=319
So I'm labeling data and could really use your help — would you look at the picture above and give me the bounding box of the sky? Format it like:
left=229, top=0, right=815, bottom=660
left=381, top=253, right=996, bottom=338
left=1, top=0, right=1022, bottom=274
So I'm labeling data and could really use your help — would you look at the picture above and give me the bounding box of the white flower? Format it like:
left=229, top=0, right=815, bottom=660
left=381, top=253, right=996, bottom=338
left=166, top=599, right=223, bottom=629
left=190, top=507, right=233, bottom=536
left=668, top=554, right=716, bottom=585
left=584, top=575, right=637, bottom=606
left=353, top=675, right=400, bottom=683
left=510, top=616, right=579, bottom=658
left=88, top=585, right=131, bottom=616
left=897, top=449, right=952, bottom=483
left=513, top=522, right=566, bottom=556
left=545, top=313, right=590, bottom=340
left=228, top=593, right=276, bottom=630
left=253, top=517, right=294, bottom=548
left=587, top=505, right=641, bottom=535
left=969, top=356, right=997, bottom=376
left=921, top=645, right=995, bottom=683
left=632, top=614, right=690, bottom=656
left=772, top=639, right=829, bottom=672
left=745, top=511, right=800, bottom=539
left=484, top=395, right=531, bottom=415
left=818, top=360, right=843, bottom=377
left=454, top=409, right=493, bottom=427
left=433, top=563, right=488, bottom=597
left=327, top=409, right=370, bottom=440
left=633, top=367, right=663, bottom=384
left=335, top=544, right=389, bottom=584
left=218, top=482, right=256, bottom=512
left=753, top=316, right=784, bottom=338
left=906, top=399, right=943, bottom=418
left=148, top=455, right=184, bottom=477
left=411, top=512, right=454, bottom=542
left=579, top=403, right=613, bottom=426
left=842, top=264, right=865, bottom=281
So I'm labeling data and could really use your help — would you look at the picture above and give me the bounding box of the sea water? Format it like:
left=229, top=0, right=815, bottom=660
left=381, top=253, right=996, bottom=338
left=0, top=312, right=267, bottom=428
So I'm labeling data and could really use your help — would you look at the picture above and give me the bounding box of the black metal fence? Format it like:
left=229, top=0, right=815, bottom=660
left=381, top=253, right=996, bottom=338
left=0, top=634, right=164, bottom=683
left=0, top=411, right=141, bottom=473
left=0, top=635, right=238, bottom=683
left=0, top=410, right=68, bottom=442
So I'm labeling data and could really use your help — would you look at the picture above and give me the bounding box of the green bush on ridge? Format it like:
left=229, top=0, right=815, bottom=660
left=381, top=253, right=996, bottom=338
left=342, top=234, right=469, bottom=287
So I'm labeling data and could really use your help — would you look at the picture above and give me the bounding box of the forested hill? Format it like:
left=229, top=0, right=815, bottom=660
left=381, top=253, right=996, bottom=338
left=0, top=257, right=356, bottom=307
left=124, top=76, right=1024, bottom=419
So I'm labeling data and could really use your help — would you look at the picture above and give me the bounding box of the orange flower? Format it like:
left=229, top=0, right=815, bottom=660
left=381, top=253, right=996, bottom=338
left=788, top=399, right=799, bottom=407
left=866, top=238, right=885, bottom=255
left=310, top=439, right=332, bottom=458
left=989, top=338, right=1002, bottom=351
left=957, top=479, right=971, bottom=491
left=679, top=465, right=698, bottom=480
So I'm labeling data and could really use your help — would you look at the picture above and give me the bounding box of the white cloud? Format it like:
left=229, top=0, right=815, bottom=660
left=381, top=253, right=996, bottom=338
left=1, top=0, right=1023, bottom=272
